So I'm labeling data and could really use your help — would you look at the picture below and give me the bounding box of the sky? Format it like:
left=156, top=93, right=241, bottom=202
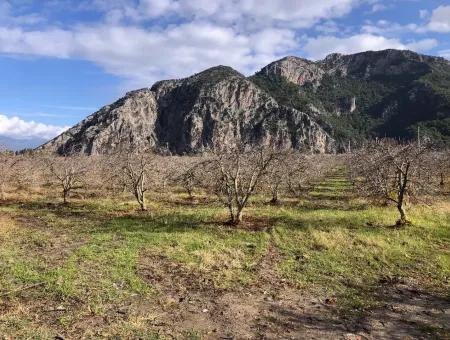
left=1, top=0, right=449, bottom=142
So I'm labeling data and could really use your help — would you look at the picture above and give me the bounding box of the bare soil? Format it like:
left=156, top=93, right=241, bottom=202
left=137, top=245, right=450, bottom=339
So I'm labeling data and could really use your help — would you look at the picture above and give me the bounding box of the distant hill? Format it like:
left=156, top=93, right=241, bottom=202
left=0, top=135, right=46, bottom=152
left=40, top=49, right=450, bottom=155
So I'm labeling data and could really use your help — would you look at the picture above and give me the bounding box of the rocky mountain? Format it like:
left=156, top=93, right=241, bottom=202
left=251, top=49, right=450, bottom=147
left=41, top=66, right=334, bottom=155
left=41, top=49, right=450, bottom=155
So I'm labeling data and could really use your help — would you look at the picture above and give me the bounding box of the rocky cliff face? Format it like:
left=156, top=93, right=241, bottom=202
left=252, top=49, right=450, bottom=147
left=260, top=56, right=324, bottom=86
left=260, top=50, right=445, bottom=84
left=42, top=89, right=159, bottom=154
left=41, top=66, right=334, bottom=155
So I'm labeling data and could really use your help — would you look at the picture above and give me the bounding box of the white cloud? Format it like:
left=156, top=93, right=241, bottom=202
left=315, top=20, right=340, bottom=33
left=0, top=1, right=45, bottom=26
left=371, top=3, right=387, bottom=13
left=0, top=114, right=69, bottom=140
left=0, top=27, right=74, bottom=58
left=105, top=0, right=362, bottom=29
left=0, top=23, right=298, bottom=88
left=439, top=49, right=450, bottom=60
left=3, top=0, right=367, bottom=87
left=405, top=38, right=438, bottom=52
left=0, top=0, right=444, bottom=90
left=304, top=34, right=437, bottom=59
left=426, top=5, right=450, bottom=32
left=361, top=20, right=419, bottom=35
left=419, top=9, right=429, bottom=19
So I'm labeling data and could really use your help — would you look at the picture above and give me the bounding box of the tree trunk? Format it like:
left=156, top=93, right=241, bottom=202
left=137, top=191, right=146, bottom=211
left=270, top=184, right=279, bottom=204
left=233, top=210, right=242, bottom=225
left=233, top=207, right=243, bottom=225
left=440, top=172, right=444, bottom=187
left=0, top=182, right=5, bottom=201
left=63, top=189, right=69, bottom=204
left=139, top=199, right=146, bottom=211
left=397, top=204, right=407, bottom=225
left=227, top=204, right=235, bottom=225
left=187, top=187, right=194, bottom=200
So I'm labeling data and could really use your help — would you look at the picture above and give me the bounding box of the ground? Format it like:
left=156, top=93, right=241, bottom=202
left=0, top=171, right=449, bottom=339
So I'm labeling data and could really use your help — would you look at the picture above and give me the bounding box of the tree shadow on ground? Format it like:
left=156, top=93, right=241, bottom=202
left=259, top=280, right=450, bottom=339
left=91, top=211, right=280, bottom=235
left=90, top=212, right=208, bottom=234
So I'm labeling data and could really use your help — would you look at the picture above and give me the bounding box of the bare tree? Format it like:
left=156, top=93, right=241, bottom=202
left=45, top=155, right=89, bottom=204
left=121, top=152, right=156, bottom=211
left=0, top=147, right=20, bottom=200
left=266, top=163, right=286, bottom=204
left=205, top=146, right=278, bottom=225
left=352, top=140, right=438, bottom=225
left=156, top=155, right=182, bottom=193
left=434, top=151, right=450, bottom=188
left=286, top=154, right=315, bottom=198
left=284, top=154, right=333, bottom=199
left=263, top=152, right=297, bottom=204
left=172, top=157, right=206, bottom=199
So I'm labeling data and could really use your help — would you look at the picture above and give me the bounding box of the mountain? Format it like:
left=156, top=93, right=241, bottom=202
left=250, top=49, right=450, bottom=147
left=40, top=66, right=334, bottom=155
left=40, top=49, right=450, bottom=155
left=0, top=136, right=46, bottom=152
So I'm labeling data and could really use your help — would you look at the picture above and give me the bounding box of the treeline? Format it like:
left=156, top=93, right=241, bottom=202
left=0, top=141, right=448, bottom=226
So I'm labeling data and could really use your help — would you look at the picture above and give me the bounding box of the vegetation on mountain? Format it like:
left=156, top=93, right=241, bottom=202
left=250, top=50, right=450, bottom=148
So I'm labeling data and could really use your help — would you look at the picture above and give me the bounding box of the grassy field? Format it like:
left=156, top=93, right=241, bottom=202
left=0, top=170, right=449, bottom=338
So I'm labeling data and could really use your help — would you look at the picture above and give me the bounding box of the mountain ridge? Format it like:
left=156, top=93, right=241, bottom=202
left=251, top=49, right=450, bottom=147
left=40, top=49, right=450, bottom=155
left=41, top=64, right=334, bottom=154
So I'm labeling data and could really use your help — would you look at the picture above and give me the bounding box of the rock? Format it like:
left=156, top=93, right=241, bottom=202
left=259, top=56, right=324, bottom=86
left=39, top=66, right=334, bottom=155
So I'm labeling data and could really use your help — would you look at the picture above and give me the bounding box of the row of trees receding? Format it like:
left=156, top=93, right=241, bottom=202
left=1, top=141, right=448, bottom=226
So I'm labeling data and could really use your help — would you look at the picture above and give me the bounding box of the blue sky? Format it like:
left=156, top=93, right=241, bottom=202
left=1, top=0, right=449, bottom=141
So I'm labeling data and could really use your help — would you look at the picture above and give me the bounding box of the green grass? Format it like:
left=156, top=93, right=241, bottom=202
left=0, top=170, right=449, bottom=337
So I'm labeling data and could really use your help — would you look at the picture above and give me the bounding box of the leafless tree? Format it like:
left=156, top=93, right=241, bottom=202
left=266, top=162, right=286, bottom=204
left=44, top=155, right=89, bottom=204
left=121, top=152, right=156, bottom=211
left=172, top=157, right=206, bottom=199
left=0, top=147, right=21, bottom=200
left=433, top=151, right=450, bottom=188
left=263, top=152, right=297, bottom=204
left=155, top=155, right=181, bottom=193
left=351, top=140, right=439, bottom=225
left=284, top=154, right=334, bottom=199
left=286, top=154, right=314, bottom=198
left=205, top=146, right=278, bottom=225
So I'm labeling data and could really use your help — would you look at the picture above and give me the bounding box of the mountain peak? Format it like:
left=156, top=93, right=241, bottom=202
left=187, top=65, right=244, bottom=84
left=257, top=55, right=322, bottom=86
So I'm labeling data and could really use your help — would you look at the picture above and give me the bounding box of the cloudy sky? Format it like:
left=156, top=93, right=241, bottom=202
left=1, top=0, right=449, bottom=141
